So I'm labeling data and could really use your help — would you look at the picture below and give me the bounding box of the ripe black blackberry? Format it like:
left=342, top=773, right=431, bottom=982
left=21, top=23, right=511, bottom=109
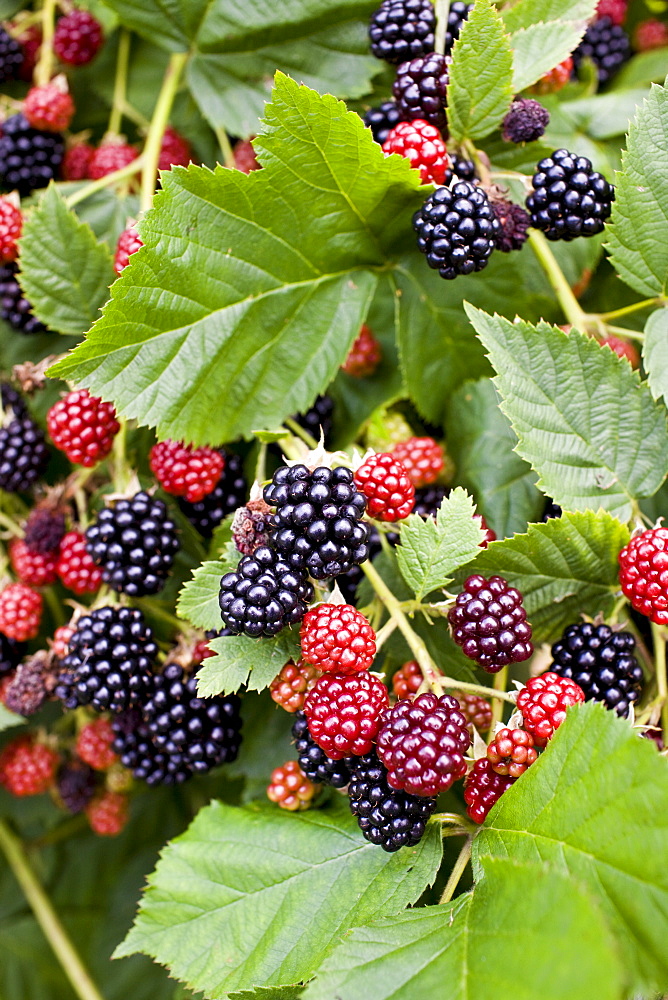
left=1, top=381, right=27, bottom=418
left=413, top=181, right=500, bottom=279
left=219, top=545, right=313, bottom=637
left=573, top=17, right=631, bottom=84
left=179, top=451, right=247, bottom=539
left=0, top=411, right=49, bottom=492
left=54, top=606, right=158, bottom=713
left=57, top=760, right=97, bottom=814
left=543, top=499, right=562, bottom=520
left=112, top=709, right=193, bottom=786
left=293, top=394, right=334, bottom=445
left=85, top=491, right=179, bottom=596
left=0, top=28, right=24, bottom=84
left=143, top=662, right=242, bottom=773
left=291, top=711, right=352, bottom=787
left=526, top=149, right=614, bottom=242
left=550, top=622, right=642, bottom=716
left=363, top=101, right=403, bottom=145
left=0, top=114, right=64, bottom=196
left=413, top=484, right=448, bottom=518
left=0, top=632, right=23, bottom=678
left=368, top=0, right=435, bottom=64
left=443, top=2, right=472, bottom=54
left=444, top=154, right=477, bottom=186
left=0, top=263, right=48, bottom=334
left=23, top=506, right=67, bottom=555
left=348, top=751, right=436, bottom=851
left=393, top=52, right=449, bottom=130
left=263, top=464, right=369, bottom=580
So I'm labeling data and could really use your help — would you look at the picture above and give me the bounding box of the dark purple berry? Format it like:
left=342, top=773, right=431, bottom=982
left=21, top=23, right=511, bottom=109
left=448, top=574, right=533, bottom=673
left=363, top=101, right=403, bottom=145
left=392, top=52, right=449, bottom=130
left=348, top=750, right=436, bottom=852
left=502, top=99, right=550, bottom=144
left=368, top=0, right=435, bottom=64
left=219, top=545, right=313, bottom=638
left=573, top=17, right=631, bottom=84
left=0, top=263, right=48, bottom=334
left=492, top=200, right=531, bottom=252
left=0, top=114, right=63, bottom=196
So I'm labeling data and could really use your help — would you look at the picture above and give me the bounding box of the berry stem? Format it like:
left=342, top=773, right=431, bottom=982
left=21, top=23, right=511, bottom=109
left=140, top=51, right=189, bottom=213
left=107, top=27, right=132, bottom=136
left=65, top=156, right=146, bottom=209
left=34, top=0, right=57, bottom=87
left=438, top=834, right=472, bottom=904
left=0, top=509, right=24, bottom=537
left=527, top=229, right=588, bottom=331
left=433, top=0, right=450, bottom=55
left=597, top=297, right=666, bottom=322
left=44, top=585, right=65, bottom=628
left=215, top=127, right=236, bottom=169
left=283, top=417, right=318, bottom=450
left=490, top=665, right=508, bottom=730
left=0, top=820, right=106, bottom=1000
left=600, top=323, right=644, bottom=342
left=651, top=621, right=668, bottom=739
left=374, top=615, right=398, bottom=650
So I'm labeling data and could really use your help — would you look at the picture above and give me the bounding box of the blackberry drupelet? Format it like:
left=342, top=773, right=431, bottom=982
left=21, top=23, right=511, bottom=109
left=179, top=451, right=247, bottom=538
left=0, top=412, right=49, bottom=492
left=263, top=464, right=369, bottom=580
left=111, top=709, right=193, bottom=785
left=54, top=606, right=158, bottom=713
left=0, top=632, right=23, bottom=678
left=219, top=545, right=313, bottom=637
left=143, top=662, right=242, bottom=773
left=413, top=484, right=448, bottom=517
left=348, top=751, right=437, bottom=851
left=363, top=101, right=403, bottom=145
left=413, top=181, right=500, bottom=279
left=572, top=16, right=631, bottom=84
left=0, top=263, right=48, bottom=334
left=444, top=154, right=476, bottom=185
left=57, top=760, right=97, bottom=814
left=291, top=711, right=352, bottom=787
left=85, top=491, right=179, bottom=596
left=550, top=622, right=642, bottom=716
left=0, top=28, right=24, bottom=84
left=526, top=148, right=614, bottom=242
left=448, top=574, right=533, bottom=673
left=368, top=0, right=435, bottom=64
left=293, top=394, right=334, bottom=444
left=0, top=114, right=63, bottom=196
left=393, top=52, right=449, bottom=130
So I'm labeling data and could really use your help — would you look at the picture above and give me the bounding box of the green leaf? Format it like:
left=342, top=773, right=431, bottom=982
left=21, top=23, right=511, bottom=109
left=196, top=631, right=301, bottom=696
left=607, top=81, right=668, bottom=297
left=176, top=559, right=235, bottom=632
left=445, top=0, right=514, bottom=144
left=510, top=19, right=590, bottom=92
left=476, top=702, right=668, bottom=993
left=303, top=856, right=621, bottom=1000
left=643, top=309, right=668, bottom=407
left=49, top=75, right=424, bottom=444
left=612, top=48, right=668, bottom=90
left=229, top=988, right=305, bottom=1000
left=456, top=510, right=629, bottom=644
left=101, top=0, right=207, bottom=50
left=466, top=306, right=668, bottom=521
left=0, top=704, right=24, bottom=733
left=18, top=184, right=115, bottom=336
left=115, top=801, right=443, bottom=997
left=396, top=488, right=485, bottom=600
left=501, top=0, right=596, bottom=33
left=446, top=379, right=542, bottom=538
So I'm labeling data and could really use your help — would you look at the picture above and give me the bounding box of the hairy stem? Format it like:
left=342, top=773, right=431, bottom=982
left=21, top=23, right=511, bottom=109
left=34, top=0, right=57, bottom=87
left=107, top=28, right=131, bottom=136
left=0, top=821, right=106, bottom=1000
left=215, top=127, right=236, bottom=169
left=140, top=51, right=189, bottom=213
left=439, top=835, right=472, bottom=904
left=597, top=297, right=665, bottom=322
left=433, top=0, right=450, bottom=54
left=528, top=229, right=588, bottom=330
left=490, top=665, right=508, bottom=730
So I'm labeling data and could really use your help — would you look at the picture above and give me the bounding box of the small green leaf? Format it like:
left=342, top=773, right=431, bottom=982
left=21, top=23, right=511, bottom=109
left=510, top=19, right=590, bottom=92
left=607, top=81, right=668, bottom=297
left=0, top=703, right=24, bottom=733
left=446, top=0, right=514, bottom=143
left=115, top=801, right=443, bottom=997
left=176, top=559, right=235, bottom=632
left=229, top=988, right=305, bottom=1000
left=18, top=184, right=115, bottom=336
left=456, top=510, right=629, bottom=644
left=196, top=631, right=301, bottom=696
left=643, top=309, right=668, bottom=406
left=466, top=306, right=668, bottom=520
left=396, top=488, right=485, bottom=600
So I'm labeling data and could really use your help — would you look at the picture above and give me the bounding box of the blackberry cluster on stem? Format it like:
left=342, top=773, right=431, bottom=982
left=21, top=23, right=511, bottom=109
left=549, top=622, right=642, bottom=716
left=348, top=750, right=437, bottom=852
left=219, top=545, right=313, bottom=637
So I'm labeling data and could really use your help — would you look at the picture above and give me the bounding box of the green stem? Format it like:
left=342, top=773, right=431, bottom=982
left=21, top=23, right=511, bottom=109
left=118, top=99, right=151, bottom=130
left=34, top=0, right=57, bottom=86
left=107, top=28, right=131, bottom=136
left=44, top=586, right=65, bottom=628
left=598, top=297, right=665, bottom=322
left=490, top=665, right=508, bottom=730
left=140, top=51, right=189, bottom=213
left=254, top=442, right=267, bottom=485
left=112, top=418, right=129, bottom=493
left=0, top=509, right=24, bottom=537
left=439, top=835, right=472, bottom=904
left=279, top=437, right=305, bottom=462
left=137, top=599, right=183, bottom=633
left=215, top=126, right=236, bottom=169
left=528, top=229, right=588, bottom=330
left=433, top=0, right=450, bottom=54
left=0, top=821, right=106, bottom=1000
left=651, top=622, right=668, bottom=740
left=283, top=417, right=318, bottom=450
left=65, top=156, right=145, bottom=209
left=602, top=324, right=645, bottom=342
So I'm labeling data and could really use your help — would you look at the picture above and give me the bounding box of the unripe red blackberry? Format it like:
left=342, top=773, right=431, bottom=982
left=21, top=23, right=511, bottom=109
left=618, top=528, right=668, bottom=624
left=527, top=149, right=614, bottom=242
left=219, top=545, right=313, bottom=637
left=267, top=760, right=319, bottom=811
left=0, top=114, right=64, bottom=195
left=354, top=452, right=415, bottom=522
left=53, top=10, right=104, bottom=66
left=599, top=333, right=639, bottom=369
left=47, top=388, right=120, bottom=467
left=502, top=99, right=550, bottom=144
left=291, top=710, right=352, bottom=786
left=57, top=531, right=103, bottom=595
left=51, top=623, right=75, bottom=660
left=3, top=653, right=48, bottom=716
left=531, top=57, right=573, bottom=95
left=453, top=691, right=493, bottom=732
left=179, top=450, right=247, bottom=538
left=23, top=80, right=75, bottom=132
left=392, top=659, right=423, bottom=699
left=0, top=583, right=42, bottom=641
left=549, top=622, right=642, bottom=717
left=634, top=19, right=668, bottom=51
left=0, top=736, right=59, bottom=797
left=114, top=226, right=143, bottom=275
left=368, top=0, right=435, bottom=64
left=487, top=727, right=537, bottom=777
left=0, top=196, right=22, bottom=263
left=233, top=139, right=261, bottom=174
left=158, top=126, right=192, bottom=171
left=448, top=574, right=533, bottom=673
left=9, top=537, right=58, bottom=586
left=413, top=182, right=500, bottom=279
left=304, top=671, right=389, bottom=759
left=88, top=141, right=138, bottom=180
left=86, top=791, right=129, bottom=836
left=376, top=692, right=470, bottom=796
left=76, top=718, right=119, bottom=771
left=342, top=324, right=382, bottom=377
left=572, top=17, right=631, bottom=84
left=363, top=101, right=403, bottom=145
left=300, top=603, right=376, bottom=675
left=597, top=0, right=627, bottom=25
left=0, top=409, right=49, bottom=492
left=392, top=52, right=449, bottom=130
left=57, top=759, right=97, bottom=813
left=390, top=436, right=444, bottom=487
left=348, top=750, right=437, bottom=851
left=150, top=439, right=224, bottom=503
left=516, top=671, right=585, bottom=746
left=0, top=263, right=48, bottom=334
left=63, top=142, right=94, bottom=180
left=270, top=659, right=321, bottom=712
left=464, top=757, right=516, bottom=824
left=478, top=515, right=497, bottom=547
left=383, top=118, right=451, bottom=185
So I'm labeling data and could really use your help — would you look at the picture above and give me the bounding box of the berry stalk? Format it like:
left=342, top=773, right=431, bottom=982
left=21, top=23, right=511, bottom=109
left=527, top=229, right=588, bottom=331
left=597, top=297, right=666, bottom=322
left=140, top=51, right=189, bottom=212
left=108, top=28, right=132, bottom=136
left=283, top=416, right=318, bottom=450
left=214, top=126, right=236, bottom=169
left=651, top=621, right=668, bottom=740
left=33, top=0, right=57, bottom=87
left=0, top=820, right=106, bottom=1000
left=438, top=834, right=472, bottom=904
left=433, top=0, right=451, bottom=55
left=65, top=155, right=146, bottom=209
left=490, top=664, right=508, bottom=731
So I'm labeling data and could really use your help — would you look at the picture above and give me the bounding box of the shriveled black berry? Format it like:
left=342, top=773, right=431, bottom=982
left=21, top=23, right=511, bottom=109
left=526, top=148, right=614, bottom=242
left=54, top=606, right=158, bottom=713
left=292, top=711, right=352, bottom=787
left=23, top=507, right=66, bottom=555
left=0, top=632, right=23, bottom=677
left=413, top=484, right=448, bottom=517
left=363, top=100, right=403, bottom=145
left=293, top=394, right=334, bottom=445
left=219, top=545, right=313, bottom=637
left=444, top=154, right=477, bottom=186
left=369, top=0, right=435, bottom=64
left=393, top=52, right=449, bottom=130
left=0, top=263, right=48, bottom=334
left=179, top=451, right=247, bottom=539
left=4, top=654, right=48, bottom=716
left=0, top=28, right=24, bottom=84
left=0, top=413, right=49, bottom=492
left=263, top=464, right=369, bottom=580
left=57, top=760, right=97, bottom=813
left=573, top=17, right=631, bottom=85
left=0, top=114, right=64, bottom=196
left=492, top=200, right=531, bottom=252
left=413, top=181, right=500, bottom=279
left=348, top=750, right=436, bottom=851
left=112, top=709, right=193, bottom=786
left=85, top=491, right=179, bottom=596
left=550, top=622, right=643, bottom=716
left=143, top=662, right=242, bottom=773
left=448, top=574, right=533, bottom=673
left=502, top=99, right=550, bottom=144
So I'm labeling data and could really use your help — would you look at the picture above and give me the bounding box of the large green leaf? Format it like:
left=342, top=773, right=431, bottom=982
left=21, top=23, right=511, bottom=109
left=607, top=81, right=668, bottom=297
left=196, top=631, right=301, bottom=696
left=49, top=75, right=424, bottom=444
left=476, top=702, right=668, bottom=994
left=101, top=0, right=205, bottom=49
left=303, top=857, right=621, bottom=1000
left=501, top=0, right=596, bottom=33
left=456, top=510, right=629, bottom=644
left=466, top=307, right=668, bottom=520
left=643, top=308, right=668, bottom=407
left=115, top=801, right=443, bottom=997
